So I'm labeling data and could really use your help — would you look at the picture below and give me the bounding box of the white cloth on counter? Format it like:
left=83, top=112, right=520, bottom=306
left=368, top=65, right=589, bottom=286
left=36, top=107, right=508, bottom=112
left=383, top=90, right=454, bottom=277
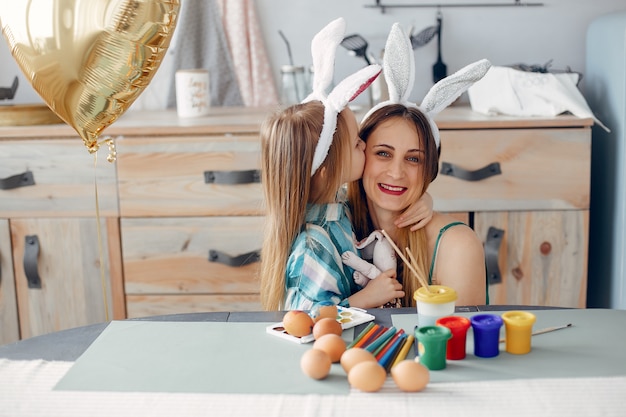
left=1, top=359, right=625, bottom=417
left=468, top=66, right=609, bottom=131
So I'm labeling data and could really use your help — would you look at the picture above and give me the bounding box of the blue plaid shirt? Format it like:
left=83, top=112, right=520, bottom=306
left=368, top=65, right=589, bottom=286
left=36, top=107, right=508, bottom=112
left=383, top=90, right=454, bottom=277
left=284, top=203, right=361, bottom=310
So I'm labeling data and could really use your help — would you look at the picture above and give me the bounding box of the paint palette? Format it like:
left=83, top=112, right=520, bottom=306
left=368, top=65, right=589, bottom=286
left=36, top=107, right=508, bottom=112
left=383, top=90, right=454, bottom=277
left=266, top=306, right=376, bottom=344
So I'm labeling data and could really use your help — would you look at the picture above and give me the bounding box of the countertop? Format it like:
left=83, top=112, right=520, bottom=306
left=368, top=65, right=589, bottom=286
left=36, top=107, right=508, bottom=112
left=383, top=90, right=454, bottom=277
left=0, top=105, right=594, bottom=139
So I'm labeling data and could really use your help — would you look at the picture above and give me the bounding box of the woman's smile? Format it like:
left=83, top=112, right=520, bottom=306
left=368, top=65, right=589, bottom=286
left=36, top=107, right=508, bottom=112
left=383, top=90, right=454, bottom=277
left=378, top=182, right=407, bottom=195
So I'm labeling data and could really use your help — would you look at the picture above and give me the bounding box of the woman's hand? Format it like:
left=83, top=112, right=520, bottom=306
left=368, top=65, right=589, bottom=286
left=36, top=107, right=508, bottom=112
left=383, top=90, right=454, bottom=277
left=395, top=192, right=433, bottom=231
left=348, top=269, right=405, bottom=309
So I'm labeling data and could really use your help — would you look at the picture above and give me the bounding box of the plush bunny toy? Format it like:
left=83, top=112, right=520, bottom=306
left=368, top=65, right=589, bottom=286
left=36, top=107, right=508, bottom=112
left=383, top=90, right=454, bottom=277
left=342, top=231, right=396, bottom=287
left=342, top=23, right=491, bottom=296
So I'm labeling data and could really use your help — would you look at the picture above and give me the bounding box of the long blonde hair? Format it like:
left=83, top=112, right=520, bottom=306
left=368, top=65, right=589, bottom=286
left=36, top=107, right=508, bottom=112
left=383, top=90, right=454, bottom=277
left=347, top=104, right=439, bottom=307
left=259, top=101, right=352, bottom=310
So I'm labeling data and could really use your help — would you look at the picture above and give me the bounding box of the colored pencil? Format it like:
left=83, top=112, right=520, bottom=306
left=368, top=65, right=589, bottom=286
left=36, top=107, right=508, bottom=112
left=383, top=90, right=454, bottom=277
left=375, top=329, right=405, bottom=359
left=365, top=326, right=397, bottom=353
left=360, top=326, right=387, bottom=349
left=391, top=334, right=415, bottom=368
left=347, top=322, right=375, bottom=349
left=352, top=324, right=382, bottom=349
left=381, top=334, right=408, bottom=371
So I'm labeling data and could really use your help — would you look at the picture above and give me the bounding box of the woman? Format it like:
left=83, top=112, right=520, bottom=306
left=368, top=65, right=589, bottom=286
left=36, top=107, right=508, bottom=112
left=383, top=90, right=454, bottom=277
left=346, top=23, right=491, bottom=307
left=347, top=105, right=487, bottom=307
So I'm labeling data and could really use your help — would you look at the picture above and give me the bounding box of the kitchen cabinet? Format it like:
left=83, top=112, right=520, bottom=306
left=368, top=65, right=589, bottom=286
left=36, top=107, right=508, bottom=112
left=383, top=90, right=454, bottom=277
left=0, top=137, right=122, bottom=341
left=114, top=112, right=267, bottom=318
left=431, top=108, right=592, bottom=307
left=0, top=106, right=592, bottom=330
left=0, top=219, right=19, bottom=344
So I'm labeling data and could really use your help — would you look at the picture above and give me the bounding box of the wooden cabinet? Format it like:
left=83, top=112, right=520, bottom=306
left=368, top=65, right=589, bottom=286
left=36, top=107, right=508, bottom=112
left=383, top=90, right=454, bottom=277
left=115, top=122, right=266, bottom=318
left=431, top=109, right=592, bottom=307
left=0, top=138, right=123, bottom=341
left=0, top=106, right=593, bottom=333
left=0, top=219, right=19, bottom=344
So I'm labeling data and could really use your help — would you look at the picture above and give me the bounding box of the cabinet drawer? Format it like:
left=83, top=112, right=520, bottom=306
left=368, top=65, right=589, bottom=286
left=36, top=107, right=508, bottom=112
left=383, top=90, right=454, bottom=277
left=431, top=128, right=590, bottom=212
left=0, top=140, right=118, bottom=217
left=126, top=294, right=262, bottom=318
left=116, top=136, right=263, bottom=217
left=122, top=216, right=263, bottom=295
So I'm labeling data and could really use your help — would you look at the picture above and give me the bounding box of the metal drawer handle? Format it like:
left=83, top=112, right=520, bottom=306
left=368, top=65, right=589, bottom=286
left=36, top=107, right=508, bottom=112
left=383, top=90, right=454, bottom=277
left=24, top=235, right=42, bottom=289
left=208, top=249, right=261, bottom=267
left=0, top=171, right=35, bottom=190
left=441, top=162, right=501, bottom=182
left=204, top=170, right=261, bottom=185
left=484, top=227, right=504, bottom=285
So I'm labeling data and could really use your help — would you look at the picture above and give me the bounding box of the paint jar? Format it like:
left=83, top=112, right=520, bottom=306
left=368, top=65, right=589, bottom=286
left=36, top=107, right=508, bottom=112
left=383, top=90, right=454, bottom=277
left=414, top=325, right=452, bottom=370
left=436, top=316, right=471, bottom=360
left=470, top=314, right=504, bottom=358
left=280, top=65, right=307, bottom=105
left=413, top=285, right=457, bottom=328
left=501, top=311, right=536, bottom=354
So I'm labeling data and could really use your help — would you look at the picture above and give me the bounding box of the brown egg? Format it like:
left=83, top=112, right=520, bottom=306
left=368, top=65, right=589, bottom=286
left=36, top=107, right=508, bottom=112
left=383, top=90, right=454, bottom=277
left=348, top=361, right=387, bottom=392
left=282, top=310, right=314, bottom=337
left=313, top=317, right=343, bottom=339
left=313, top=333, right=346, bottom=363
left=300, top=348, right=332, bottom=380
left=314, top=304, right=339, bottom=323
left=340, top=347, right=377, bottom=373
left=391, top=360, right=430, bottom=392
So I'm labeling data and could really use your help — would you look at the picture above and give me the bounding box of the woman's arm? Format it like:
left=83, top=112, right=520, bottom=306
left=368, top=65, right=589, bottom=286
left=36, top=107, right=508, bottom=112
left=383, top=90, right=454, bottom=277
left=431, top=225, right=487, bottom=306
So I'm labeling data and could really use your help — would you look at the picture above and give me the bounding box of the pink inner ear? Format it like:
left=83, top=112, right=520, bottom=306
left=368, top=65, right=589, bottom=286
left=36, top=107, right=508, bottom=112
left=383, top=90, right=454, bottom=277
left=349, top=70, right=382, bottom=102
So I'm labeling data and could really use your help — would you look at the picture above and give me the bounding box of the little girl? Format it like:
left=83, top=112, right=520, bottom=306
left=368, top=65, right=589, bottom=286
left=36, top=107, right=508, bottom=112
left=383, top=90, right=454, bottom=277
left=259, top=19, right=430, bottom=311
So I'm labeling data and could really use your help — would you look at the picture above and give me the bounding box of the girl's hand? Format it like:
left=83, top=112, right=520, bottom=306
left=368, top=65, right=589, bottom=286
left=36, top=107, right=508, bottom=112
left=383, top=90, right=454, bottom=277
left=395, top=192, right=433, bottom=231
left=349, top=269, right=405, bottom=309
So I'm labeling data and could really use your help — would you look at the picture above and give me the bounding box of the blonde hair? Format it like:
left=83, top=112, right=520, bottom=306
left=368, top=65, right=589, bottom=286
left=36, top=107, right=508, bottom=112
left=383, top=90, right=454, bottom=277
left=259, top=101, right=352, bottom=310
left=347, top=104, right=439, bottom=307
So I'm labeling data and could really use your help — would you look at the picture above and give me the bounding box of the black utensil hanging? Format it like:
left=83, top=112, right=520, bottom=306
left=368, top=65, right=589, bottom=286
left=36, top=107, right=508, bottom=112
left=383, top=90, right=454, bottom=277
left=341, top=34, right=372, bottom=65
left=410, top=25, right=438, bottom=49
left=432, top=12, right=447, bottom=83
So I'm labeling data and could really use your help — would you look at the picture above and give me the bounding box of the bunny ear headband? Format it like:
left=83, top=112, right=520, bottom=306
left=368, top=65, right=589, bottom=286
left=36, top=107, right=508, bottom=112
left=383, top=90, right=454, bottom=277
left=361, top=22, right=492, bottom=148
left=302, top=18, right=382, bottom=176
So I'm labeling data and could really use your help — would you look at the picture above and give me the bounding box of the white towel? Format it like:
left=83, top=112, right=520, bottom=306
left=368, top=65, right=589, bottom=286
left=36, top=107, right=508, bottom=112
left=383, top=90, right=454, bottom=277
left=468, top=66, right=609, bottom=131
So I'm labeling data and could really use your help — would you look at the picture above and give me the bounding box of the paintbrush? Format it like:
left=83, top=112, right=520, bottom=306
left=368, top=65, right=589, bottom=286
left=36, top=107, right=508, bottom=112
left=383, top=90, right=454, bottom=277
left=380, top=229, right=431, bottom=292
left=499, top=323, right=572, bottom=343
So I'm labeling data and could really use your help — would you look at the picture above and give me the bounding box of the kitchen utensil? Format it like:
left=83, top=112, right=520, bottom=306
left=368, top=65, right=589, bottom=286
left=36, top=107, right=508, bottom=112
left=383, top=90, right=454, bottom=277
left=341, top=33, right=379, bottom=106
left=278, top=30, right=295, bottom=66
left=341, top=33, right=372, bottom=65
left=278, top=30, right=303, bottom=103
left=410, top=25, right=438, bottom=49
left=433, top=12, right=447, bottom=83
left=0, top=76, right=18, bottom=100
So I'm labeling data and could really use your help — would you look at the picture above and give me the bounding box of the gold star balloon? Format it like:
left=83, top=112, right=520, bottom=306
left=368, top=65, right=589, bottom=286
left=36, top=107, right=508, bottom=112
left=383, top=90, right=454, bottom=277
left=0, top=0, right=180, bottom=156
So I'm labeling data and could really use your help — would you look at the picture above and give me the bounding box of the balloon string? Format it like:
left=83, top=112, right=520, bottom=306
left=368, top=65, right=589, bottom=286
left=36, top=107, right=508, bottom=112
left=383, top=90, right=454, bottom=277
left=93, top=150, right=110, bottom=322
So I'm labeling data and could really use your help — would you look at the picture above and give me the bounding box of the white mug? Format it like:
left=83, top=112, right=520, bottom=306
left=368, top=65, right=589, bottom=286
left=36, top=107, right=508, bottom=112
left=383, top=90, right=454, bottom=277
left=175, top=69, right=210, bottom=118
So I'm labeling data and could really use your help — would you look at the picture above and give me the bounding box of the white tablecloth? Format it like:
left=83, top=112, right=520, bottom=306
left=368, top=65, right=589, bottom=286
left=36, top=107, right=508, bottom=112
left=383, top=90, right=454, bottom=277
left=1, top=359, right=624, bottom=417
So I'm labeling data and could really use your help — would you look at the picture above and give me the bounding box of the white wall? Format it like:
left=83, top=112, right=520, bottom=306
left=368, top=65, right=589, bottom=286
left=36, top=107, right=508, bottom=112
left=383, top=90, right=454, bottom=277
left=1, top=0, right=625, bottom=107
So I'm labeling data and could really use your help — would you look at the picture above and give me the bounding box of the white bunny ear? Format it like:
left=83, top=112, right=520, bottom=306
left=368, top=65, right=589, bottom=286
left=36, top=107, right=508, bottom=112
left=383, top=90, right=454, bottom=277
left=383, top=23, right=414, bottom=104
left=360, top=23, right=416, bottom=122
left=327, top=65, right=382, bottom=111
left=311, top=64, right=381, bottom=175
left=420, top=58, right=492, bottom=116
left=303, top=17, right=346, bottom=103
left=420, top=59, right=491, bottom=148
